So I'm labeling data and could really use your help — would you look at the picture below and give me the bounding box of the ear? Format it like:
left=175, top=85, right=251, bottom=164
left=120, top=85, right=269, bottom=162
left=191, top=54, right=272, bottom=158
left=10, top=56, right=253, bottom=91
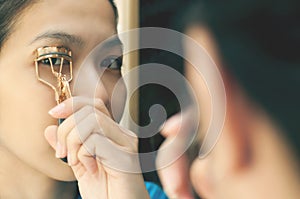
left=224, top=72, right=256, bottom=171
left=185, top=24, right=255, bottom=197
left=185, top=24, right=253, bottom=171
left=216, top=81, right=254, bottom=171
left=189, top=80, right=255, bottom=198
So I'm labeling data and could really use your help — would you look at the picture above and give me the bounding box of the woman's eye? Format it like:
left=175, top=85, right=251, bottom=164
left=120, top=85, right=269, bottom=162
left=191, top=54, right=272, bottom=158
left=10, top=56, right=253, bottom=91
left=41, top=58, right=62, bottom=66
left=100, top=56, right=123, bottom=70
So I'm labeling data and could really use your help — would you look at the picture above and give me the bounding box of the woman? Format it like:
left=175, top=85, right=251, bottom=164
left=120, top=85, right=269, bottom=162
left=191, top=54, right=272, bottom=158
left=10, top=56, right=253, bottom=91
left=0, top=0, right=167, bottom=198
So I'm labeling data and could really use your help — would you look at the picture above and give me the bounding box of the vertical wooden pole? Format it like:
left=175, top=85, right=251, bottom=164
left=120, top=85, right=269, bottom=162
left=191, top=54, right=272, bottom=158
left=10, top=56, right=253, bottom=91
left=114, top=0, right=140, bottom=132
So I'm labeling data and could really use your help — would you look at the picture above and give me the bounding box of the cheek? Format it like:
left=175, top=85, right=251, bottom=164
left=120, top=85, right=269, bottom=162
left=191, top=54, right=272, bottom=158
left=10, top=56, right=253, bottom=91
left=0, top=81, right=55, bottom=148
left=101, top=71, right=127, bottom=122
left=0, top=61, right=58, bottom=163
left=0, top=63, right=56, bottom=134
left=112, top=82, right=126, bottom=122
left=110, top=79, right=127, bottom=122
left=0, top=70, right=75, bottom=180
left=190, top=158, right=214, bottom=198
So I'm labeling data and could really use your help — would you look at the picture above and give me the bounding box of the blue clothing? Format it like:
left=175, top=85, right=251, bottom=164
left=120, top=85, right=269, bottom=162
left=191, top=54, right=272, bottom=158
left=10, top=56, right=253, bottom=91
left=145, top=181, right=168, bottom=199
left=77, top=182, right=168, bottom=199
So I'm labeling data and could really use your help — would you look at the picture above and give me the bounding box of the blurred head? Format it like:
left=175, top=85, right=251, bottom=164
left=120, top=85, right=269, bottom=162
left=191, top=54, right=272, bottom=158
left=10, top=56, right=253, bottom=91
left=182, top=1, right=300, bottom=198
left=0, top=0, right=125, bottom=181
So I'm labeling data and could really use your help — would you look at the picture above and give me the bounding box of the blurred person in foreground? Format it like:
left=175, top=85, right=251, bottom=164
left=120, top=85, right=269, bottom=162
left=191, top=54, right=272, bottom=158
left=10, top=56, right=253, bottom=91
left=156, top=0, right=300, bottom=198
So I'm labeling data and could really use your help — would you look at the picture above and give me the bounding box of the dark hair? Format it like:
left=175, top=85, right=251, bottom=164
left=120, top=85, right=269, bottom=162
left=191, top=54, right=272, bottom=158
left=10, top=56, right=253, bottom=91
left=0, top=0, right=118, bottom=51
left=109, top=0, right=118, bottom=23
left=183, top=0, right=300, bottom=159
left=0, top=0, right=34, bottom=50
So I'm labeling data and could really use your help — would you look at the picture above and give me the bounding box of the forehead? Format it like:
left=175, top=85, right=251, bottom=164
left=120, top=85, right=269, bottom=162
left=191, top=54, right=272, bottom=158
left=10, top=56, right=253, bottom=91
left=26, top=0, right=116, bottom=23
left=15, top=0, right=116, bottom=49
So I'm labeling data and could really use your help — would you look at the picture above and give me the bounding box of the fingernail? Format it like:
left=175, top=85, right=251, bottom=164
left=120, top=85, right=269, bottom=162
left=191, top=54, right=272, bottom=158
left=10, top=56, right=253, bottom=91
left=55, top=142, right=63, bottom=158
left=49, top=103, right=65, bottom=116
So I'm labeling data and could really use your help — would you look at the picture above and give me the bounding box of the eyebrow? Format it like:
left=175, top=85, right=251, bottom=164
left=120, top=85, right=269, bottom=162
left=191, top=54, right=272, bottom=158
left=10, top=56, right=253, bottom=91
left=29, top=31, right=123, bottom=51
left=29, top=31, right=85, bottom=47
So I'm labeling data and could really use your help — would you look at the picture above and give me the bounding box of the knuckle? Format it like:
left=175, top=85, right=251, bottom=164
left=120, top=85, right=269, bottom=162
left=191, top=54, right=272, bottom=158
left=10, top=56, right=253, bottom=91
left=66, top=131, right=79, bottom=145
left=82, top=105, right=94, bottom=113
left=66, top=134, right=75, bottom=144
left=87, top=112, right=98, bottom=124
left=78, top=142, right=94, bottom=158
left=77, top=147, right=85, bottom=160
left=94, top=98, right=105, bottom=109
left=57, top=125, right=67, bottom=140
left=71, top=96, right=82, bottom=105
left=89, top=133, right=99, bottom=141
left=95, top=110, right=105, bottom=122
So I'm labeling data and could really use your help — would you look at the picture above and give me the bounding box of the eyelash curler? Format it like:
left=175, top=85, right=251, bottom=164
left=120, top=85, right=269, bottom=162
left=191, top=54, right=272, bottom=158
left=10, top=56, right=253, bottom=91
left=34, top=46, right=73, bottom=162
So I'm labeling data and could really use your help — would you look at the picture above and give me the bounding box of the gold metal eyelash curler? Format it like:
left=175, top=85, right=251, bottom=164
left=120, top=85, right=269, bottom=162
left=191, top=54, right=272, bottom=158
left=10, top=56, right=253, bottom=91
left=34, top=46, right=73, bottom=106
left=34, top=46, right=73, bottom=162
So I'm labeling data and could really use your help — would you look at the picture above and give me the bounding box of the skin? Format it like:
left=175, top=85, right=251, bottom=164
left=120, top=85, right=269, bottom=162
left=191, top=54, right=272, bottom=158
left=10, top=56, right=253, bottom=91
left=0, top=0, right=148, bottom=198
left=157, top=25, right=300, bottom=199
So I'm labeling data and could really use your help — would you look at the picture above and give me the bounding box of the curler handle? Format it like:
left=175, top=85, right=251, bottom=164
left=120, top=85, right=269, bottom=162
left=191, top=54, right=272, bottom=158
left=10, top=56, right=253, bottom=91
left=58, top=118, right=68, bottom=163
left=56, top=76, right=72, bottom=163
left=58, top=118, right=65, bottom=125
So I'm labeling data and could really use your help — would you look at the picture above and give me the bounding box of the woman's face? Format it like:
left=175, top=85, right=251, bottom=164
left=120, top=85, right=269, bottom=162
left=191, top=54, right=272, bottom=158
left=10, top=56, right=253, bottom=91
left=0, top=0, right=125, bottom=181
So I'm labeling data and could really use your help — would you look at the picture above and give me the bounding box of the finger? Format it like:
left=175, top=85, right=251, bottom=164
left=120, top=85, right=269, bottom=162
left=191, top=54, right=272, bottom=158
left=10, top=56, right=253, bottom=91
left=93, top=110, right=138, bottom=149
left=157, top=154, right=194, bottom=199
left=49, top=96, right=111, bottom=119
left=157, top=108, right=197, bottom=199
left=161, top=108, right=197, bottom=138
left=71, top=162, right=87, bottom=180
left=67, top=111, right=138, bottom=167
left=79, top=133, right=141, bottom=173
left=77, top=134, right=99, bottom=175
left=55, top=105, right=93, bottom=158
left=44, top=125, right=58, bottom=150
left=66, top=113, right=99, bottom=166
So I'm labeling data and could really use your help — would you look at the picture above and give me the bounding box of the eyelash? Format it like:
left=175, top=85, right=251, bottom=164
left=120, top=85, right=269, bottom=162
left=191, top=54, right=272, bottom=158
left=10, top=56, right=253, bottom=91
left=41, top=55, right=122, bottom=70
left=41, top=57, right=67, bottom=66
left=100, top=55, right=123, bottom=70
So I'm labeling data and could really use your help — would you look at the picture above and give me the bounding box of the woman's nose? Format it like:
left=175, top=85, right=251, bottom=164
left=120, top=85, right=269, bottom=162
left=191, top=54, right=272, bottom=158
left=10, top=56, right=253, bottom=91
left=70, top=65, right=109, bottom=102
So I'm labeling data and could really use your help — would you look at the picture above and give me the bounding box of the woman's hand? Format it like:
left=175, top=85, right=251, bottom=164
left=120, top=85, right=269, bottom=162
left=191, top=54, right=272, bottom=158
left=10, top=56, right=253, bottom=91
left=156, top=111, right=196, bottom=199
left=44, top=96, right=149, bottom=199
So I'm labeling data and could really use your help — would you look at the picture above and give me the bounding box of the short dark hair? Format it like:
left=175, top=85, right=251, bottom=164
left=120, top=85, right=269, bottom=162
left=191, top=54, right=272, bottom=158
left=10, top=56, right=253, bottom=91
left=109, top=0, right=118, bottom=23
left=0, top=0, right=118, bottom=51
